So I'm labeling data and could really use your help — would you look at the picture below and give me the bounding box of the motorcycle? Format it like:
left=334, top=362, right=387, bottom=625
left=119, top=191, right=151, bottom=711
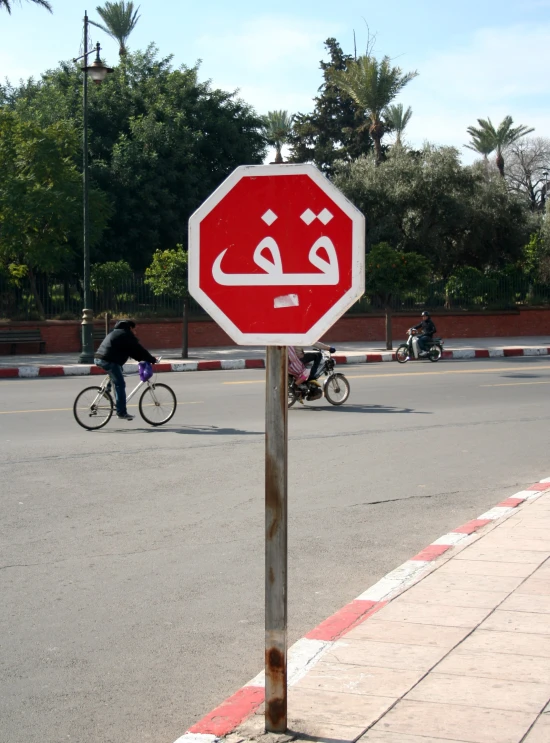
left=288, top=350, right=350, bottom=407
left=396, top=329, right=444, bottom=363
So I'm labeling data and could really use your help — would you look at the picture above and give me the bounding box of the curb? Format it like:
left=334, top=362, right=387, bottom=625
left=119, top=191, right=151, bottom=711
left=2, top=345, right=550, bottom=379
left=173, top=478, right=550, bottom=743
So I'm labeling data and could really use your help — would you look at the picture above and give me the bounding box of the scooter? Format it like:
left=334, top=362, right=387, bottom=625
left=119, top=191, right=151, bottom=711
left=288, top=350, right=350, bottom=407
left=396, top=329, right=444, bottom=363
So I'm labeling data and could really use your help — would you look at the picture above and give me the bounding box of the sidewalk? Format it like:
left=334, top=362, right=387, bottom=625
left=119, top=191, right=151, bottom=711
left=1, top=337, right=550, bottom=378
left=179, top=482, right=550, bottom=743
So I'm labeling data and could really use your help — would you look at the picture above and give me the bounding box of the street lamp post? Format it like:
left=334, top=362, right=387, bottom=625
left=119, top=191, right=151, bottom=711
left=74, top=11, right=113, bottom=363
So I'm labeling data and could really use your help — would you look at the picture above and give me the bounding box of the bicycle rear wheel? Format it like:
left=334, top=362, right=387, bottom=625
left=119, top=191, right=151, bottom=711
left=139, top=383, right=177, bottom=426
left=73, top=386, right=113, bottom=430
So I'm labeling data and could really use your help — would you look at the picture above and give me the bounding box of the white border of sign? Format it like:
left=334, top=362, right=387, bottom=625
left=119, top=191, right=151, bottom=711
left=188, top=163, right=365, bottom=346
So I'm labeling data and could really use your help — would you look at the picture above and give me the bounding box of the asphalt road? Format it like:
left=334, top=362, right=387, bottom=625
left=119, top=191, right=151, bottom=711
left=2, top=356, right=550, bottom=743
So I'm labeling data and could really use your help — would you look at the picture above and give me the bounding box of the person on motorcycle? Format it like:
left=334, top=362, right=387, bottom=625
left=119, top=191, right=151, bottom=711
left=295, top=341, right=336, bottom=384
left=288, top=342, right=336, bottom=404
left=412, top=311, right=437, bottom=357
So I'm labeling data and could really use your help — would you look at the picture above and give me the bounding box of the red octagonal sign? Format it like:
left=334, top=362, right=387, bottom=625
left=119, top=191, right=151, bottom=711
left=189, top=164, right=365, bottom=345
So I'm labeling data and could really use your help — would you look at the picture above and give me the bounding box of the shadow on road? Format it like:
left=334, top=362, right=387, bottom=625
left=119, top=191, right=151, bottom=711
left=104, top=424, right=264, bottom=436
left=292, top=403, right=431, bottom=415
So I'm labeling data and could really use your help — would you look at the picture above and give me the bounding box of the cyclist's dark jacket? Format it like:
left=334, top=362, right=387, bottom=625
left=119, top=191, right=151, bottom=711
left=413, top=318, right=436, bottom=337
left=95, top=321, right=156, bottom=366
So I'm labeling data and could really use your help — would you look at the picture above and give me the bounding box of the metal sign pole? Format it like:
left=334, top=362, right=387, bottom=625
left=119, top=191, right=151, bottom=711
left=265, top=345, right=288, bottom=733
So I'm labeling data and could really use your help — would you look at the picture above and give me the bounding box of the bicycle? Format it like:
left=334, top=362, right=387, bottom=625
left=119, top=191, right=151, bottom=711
left=73, top=358, right=177, bottom=430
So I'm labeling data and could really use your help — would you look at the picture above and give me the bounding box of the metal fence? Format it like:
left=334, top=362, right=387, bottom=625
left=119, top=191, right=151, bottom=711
left=0, top=274, right=208, bottom=321
left=2, top=272, right=550, bottom=321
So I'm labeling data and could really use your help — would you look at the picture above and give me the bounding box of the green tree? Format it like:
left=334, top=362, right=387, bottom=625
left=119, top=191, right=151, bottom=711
left=6, top=47, right=266, bottom=270
left=91, top=259, right=132, bottom=313
left=289, top=38, right=372, bottom=174
left=331, top=54, right=418, bottom=165
left=365, top=242, right=431, bottom=350
left=0, top=110, right=108, bottom=316
left=334, top=145, right=534, bottom=278
left=464, top=128, right=494, bottom=163
left=466, top=116, right=534, bottom=177
left=263, top=110, right=293, bottom=163
left=385, top=103, right=412, bottom=147
left=0, top=0, right=51, bottom=14
left=90, top=1, right=140, bottom=57
left=145, top=246, right=189, bottom=357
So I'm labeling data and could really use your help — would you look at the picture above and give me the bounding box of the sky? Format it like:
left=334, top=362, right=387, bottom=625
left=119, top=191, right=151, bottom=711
left=1, top=0, right=550, bottom=163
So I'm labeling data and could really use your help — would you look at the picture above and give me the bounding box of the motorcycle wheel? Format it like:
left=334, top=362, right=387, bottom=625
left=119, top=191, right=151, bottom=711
left=324, top=373, right=350, bottom=405
left=429, top=346, right=442, bottom=362
left=288, top=381, right=298, bottom=408
left=396, top=345, right=410, bottom=363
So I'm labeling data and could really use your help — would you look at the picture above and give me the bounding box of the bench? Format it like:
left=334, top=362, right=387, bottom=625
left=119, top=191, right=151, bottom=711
left=0, top=329, right=46, bottom=354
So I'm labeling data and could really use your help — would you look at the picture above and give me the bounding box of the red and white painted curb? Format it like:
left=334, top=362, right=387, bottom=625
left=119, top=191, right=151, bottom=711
left=1, top=345, right=550, bottom=379
left=173, top=478, right=550, bottom=743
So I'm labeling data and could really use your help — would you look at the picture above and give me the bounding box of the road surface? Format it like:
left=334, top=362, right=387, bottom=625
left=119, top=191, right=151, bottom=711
left=1, top=356, right=549, bottom=743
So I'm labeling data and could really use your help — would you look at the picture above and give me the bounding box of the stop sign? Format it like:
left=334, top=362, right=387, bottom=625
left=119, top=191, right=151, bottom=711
left=188, top=164, right=365, bottom=345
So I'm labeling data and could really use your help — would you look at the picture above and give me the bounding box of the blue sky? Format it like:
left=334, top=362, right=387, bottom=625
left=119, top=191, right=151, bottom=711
left=2, top=0, right=549, bottom=162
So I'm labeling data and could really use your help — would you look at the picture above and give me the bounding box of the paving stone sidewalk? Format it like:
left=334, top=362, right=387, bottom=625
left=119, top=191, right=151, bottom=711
left=226, top=491, right=550, bottom=743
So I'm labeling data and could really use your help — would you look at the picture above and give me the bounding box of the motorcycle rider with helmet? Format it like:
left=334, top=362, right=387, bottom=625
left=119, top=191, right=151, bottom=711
left=412, top=311, right=436, bottom=357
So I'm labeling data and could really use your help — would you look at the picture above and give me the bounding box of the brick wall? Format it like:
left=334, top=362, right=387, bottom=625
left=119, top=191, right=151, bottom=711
left=1, top=309, right=550, bottom=355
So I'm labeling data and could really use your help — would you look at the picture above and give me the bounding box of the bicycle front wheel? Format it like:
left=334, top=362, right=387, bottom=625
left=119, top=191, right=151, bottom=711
left=324, top=373, right=350, bottom=405
left=73, top=386, right=113, bottom=430
left=139, top=383, right=177, bottom=426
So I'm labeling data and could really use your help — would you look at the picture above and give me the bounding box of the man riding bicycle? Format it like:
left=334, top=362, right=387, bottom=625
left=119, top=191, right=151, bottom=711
left=94, top=320, right=157, bottom=421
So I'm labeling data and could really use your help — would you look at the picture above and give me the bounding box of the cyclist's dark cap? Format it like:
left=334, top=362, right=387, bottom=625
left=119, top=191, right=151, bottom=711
left=114, top=319, right=136, bottom=330
left=421, top=311, right=430, bottom=317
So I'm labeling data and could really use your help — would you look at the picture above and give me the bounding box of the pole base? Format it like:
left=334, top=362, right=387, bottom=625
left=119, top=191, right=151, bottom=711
left=80, top=308, right=94, bottom=363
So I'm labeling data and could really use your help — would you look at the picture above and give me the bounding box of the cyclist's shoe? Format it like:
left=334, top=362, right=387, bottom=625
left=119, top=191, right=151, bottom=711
left=116, top=413, right=135, bottom=421
left=298, top=397, right=305, bottom=405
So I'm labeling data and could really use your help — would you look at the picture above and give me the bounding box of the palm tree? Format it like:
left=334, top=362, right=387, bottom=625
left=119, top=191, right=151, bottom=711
left=466, top=116, right=534, bottom=177
left=263, top=110, right=294, bottom=163
left=385, top=103, right=412, bottom=146
left=90, top=1, right=140, bottom=57
left=0, top=0, right=52, bottom=13
left=464, top=129, right=495, bottom=163
left=331, top=55, right=418, bottom=165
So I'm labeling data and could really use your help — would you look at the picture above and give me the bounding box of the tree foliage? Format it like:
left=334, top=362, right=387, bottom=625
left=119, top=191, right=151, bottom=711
left=334, top=145, right=535, bottom=278
left=365, top=242, right=431, bottom=302
left=467, top=116, right=534, bottom=177
left=0, top=0, right=51, bottom=14
left=289, top=39, right=373, bottom=173
left=262, top=110, right=294, bottom=163
left=145, top=246, right=188, bottom=298
left=90, top=2, right=141, bottom=57
left=3, top=47, right=266, bottom=271
left=330, top=53, right=418, bottom=164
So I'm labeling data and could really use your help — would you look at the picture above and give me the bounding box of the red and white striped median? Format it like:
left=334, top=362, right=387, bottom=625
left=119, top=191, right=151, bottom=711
left=173, top=478, right=550, bottom=743
left=1, top=344, right=550, bottom=379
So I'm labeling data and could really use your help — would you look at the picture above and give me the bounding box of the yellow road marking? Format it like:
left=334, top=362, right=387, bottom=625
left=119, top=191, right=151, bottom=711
left=223, top=364, right=550, bottom=385
left=0, top=401, right=203, bottom=415
left=480, top=381, right=550, bottom=387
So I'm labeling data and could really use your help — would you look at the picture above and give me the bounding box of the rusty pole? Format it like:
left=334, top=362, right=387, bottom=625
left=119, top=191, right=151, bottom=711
left=265, top=345, right=288, bottom=733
